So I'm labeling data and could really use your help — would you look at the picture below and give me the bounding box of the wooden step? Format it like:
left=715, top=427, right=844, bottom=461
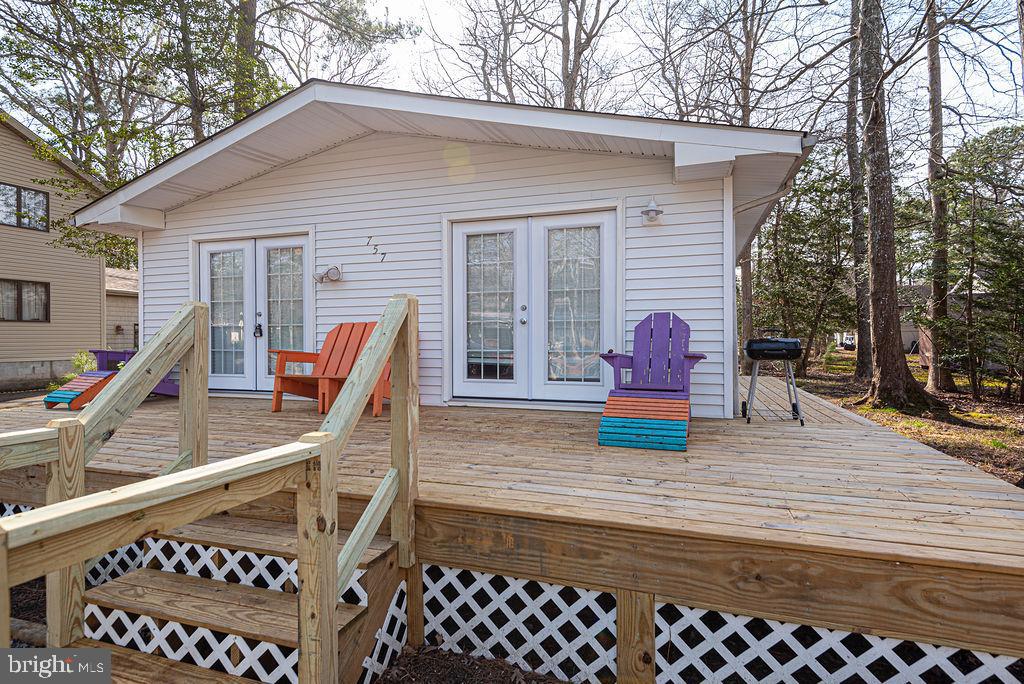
left=85, top=569, right=364, bottom=648
left=71, top=638, right=250, bottom=682
left=156, top=515, right=394, bottom=569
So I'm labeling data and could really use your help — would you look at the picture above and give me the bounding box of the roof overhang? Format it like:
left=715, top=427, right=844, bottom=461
left=74, top=81, right=812, bottom=232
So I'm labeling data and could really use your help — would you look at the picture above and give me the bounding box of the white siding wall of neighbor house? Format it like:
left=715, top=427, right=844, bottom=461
left=141, top=133, right=729, bottom=417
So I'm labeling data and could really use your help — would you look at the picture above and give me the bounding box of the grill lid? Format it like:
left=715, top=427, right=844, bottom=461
left=744, top=337, right=802, bottom=361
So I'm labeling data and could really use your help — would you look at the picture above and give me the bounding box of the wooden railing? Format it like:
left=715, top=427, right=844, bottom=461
left=0, top=300, right=210, bottom=473
left=0, top=300, right=209, bottom=647
left=0, top=293, right=420, bottom=684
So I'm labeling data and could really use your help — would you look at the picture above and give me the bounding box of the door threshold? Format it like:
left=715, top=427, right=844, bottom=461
left=446, top=397, right=605, bottom=413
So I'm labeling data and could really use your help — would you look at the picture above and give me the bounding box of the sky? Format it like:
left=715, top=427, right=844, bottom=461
left=368, top=0, right=461, bottom=90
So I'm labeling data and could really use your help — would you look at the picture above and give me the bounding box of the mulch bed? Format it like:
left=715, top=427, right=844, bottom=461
left=11, top=577, right=46, bottom=623
left=380, top=646, right=562, bottom=683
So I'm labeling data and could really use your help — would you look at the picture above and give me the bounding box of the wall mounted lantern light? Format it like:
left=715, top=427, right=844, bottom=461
left=313, top=265, right=342, bottom=284
left=641, top=198, right=664, bottom=223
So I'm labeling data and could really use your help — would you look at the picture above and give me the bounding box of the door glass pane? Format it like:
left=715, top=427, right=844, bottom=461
left=466, top=232, right=515, bottom=380
left=266, top=246, right=305, bottom=375
left=209, top=249, right=245, bottom=375
left=547, top=226, right=601, bottom=382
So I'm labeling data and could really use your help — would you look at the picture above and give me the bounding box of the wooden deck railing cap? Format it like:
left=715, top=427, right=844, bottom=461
left=298, top=431, right=335, bottom=444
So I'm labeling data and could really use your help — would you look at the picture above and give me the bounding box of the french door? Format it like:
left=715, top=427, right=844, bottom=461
left=198, top=236, right=312, bottom=392
left=452, top=211, right=616, bottom=402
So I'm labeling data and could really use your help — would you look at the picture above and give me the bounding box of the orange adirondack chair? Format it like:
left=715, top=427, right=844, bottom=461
left=270, top=322, right=391, bottom=416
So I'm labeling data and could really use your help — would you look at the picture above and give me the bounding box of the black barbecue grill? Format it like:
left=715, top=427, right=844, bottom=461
left=742, top=329, right=804, bottom=426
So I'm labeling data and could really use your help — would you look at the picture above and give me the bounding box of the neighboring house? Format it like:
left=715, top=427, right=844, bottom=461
left=105, top=268, right=139, bottom=350
left=74, top=83, right=813, bottom=418
left=0, top=110, right=106, bottom=391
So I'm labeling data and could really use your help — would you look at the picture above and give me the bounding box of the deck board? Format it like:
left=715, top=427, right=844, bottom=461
left=1, top=379, right=1022, bottom=560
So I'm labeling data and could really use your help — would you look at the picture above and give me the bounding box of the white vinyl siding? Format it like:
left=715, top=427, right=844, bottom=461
left=142, top=133, right=729, bottom=417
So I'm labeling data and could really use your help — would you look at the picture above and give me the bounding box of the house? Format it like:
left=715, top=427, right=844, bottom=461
left=0, top=110, right=106, bottom=391
left=73, top=82, right=813, bottom=418
left=104, top=267, right=139, bottom=349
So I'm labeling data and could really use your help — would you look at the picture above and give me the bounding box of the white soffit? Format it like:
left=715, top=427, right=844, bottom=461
left=75, top=81, right=810, bottom=228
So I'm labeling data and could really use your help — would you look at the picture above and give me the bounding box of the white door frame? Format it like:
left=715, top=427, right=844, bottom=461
left=192, top=231, right=314, bottom=392
left=528, top=210, right=617, bottom=402
left=254, top=235, right=315, bottom=392
left=451, top=218, right=530, bottom=399
left=199, top=239, right=256, bottom=391
left=442, top=201, right=625, bottom=405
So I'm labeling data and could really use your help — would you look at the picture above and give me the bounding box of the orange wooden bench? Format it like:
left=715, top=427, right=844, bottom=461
left=270, top=322, right=391, bottom=416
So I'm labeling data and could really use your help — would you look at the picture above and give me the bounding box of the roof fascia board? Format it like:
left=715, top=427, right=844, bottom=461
left=75, top=85, right=320, bottom=226
left=314, top=83, right=806, bottom=153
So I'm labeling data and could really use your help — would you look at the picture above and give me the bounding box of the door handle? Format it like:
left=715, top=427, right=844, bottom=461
left=519, top=318, right=528, bottom=325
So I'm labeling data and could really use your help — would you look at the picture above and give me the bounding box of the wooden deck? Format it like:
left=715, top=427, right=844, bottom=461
left=1, top=377, right=1022, bottom=657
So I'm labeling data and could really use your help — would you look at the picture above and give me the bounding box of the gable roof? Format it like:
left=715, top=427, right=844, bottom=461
left=0, top=109, right=106, bottom=193
left=73, top=81, right=814, bottom=245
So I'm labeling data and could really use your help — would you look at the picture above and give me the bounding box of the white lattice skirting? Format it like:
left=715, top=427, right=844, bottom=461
left=654, top=602, right=1024, bottom=684
left=422, top=564, right=618, bottom=683
left=360, top=581, right=409, bottom=684
left=421, top=563, right=1024, bottom=684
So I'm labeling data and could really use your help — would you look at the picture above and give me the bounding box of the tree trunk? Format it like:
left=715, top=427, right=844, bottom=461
left=177, top=0, right=205, bottom=142
left=859, top=0, right=934, bottom=408
left=847, top=0, right=872, bottom=382
left=925, top=5, right=957, bottom=393
left=233, top=0, right=258, bottom=120
left=739, top=244, right=754, bottom=374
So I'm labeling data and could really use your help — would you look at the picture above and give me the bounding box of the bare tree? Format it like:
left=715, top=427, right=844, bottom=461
left=633, top=0, right=848, bottom=374
left=847, top=0, right=872, bottom=381
left=419, top=0, right=627, bottom=111
left=925, top=1, right=958, bottom=392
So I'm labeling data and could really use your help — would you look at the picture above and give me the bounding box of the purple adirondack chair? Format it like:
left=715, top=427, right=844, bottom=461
left=601, top=313, right=706, bottom=399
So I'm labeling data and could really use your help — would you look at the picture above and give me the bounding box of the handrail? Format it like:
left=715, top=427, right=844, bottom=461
left=336, top=467, right=398, bottom=598
left=0, top=301, right=209, bottom=472
left=1, top=440, right=318, bottom=583
left=0, top=293, right=419, bottom=684
left=316, top=293, right=420, bottom=600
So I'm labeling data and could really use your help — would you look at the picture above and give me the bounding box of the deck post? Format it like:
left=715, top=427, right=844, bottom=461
left=44, top=417, right=86, bottom=647
left=179, top=302, right=209, bottom=468
left=0, top=527, right=9, bottom=648
left=616, top=589, right=655, bottom=684
left=406, top=563, right=425, bottom=647
left=390, top=294, right=419, bottom=568
left=296, top=431, right=339, bottom=683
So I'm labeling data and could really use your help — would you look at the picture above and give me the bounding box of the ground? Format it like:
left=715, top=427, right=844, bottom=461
left=380, top=646, right=562, bottom=683
left=795, top=350, right=1024, bottom=486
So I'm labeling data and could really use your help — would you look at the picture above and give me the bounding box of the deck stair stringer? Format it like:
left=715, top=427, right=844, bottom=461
left=82, top=515, right=402, bottom=683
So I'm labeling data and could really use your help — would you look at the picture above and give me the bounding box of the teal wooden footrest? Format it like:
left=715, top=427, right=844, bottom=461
left=598, top=416, right=689, bottom=451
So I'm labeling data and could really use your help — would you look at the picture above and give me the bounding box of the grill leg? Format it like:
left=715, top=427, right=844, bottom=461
left=784, top=360, right=805, bottom=426
left=745, top=360, right=759, bottom=424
